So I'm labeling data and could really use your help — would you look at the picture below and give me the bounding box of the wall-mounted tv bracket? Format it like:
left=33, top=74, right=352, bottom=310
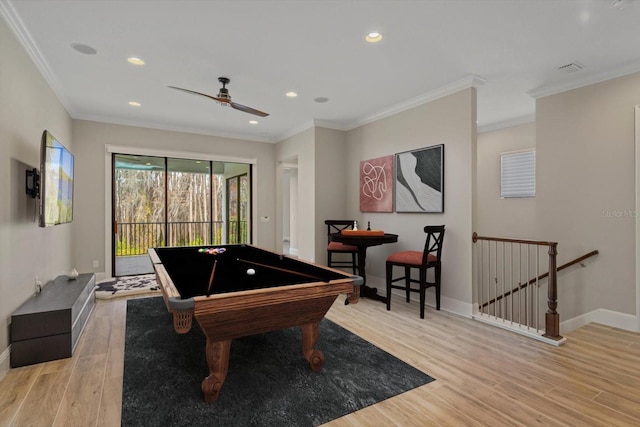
left=25, top=167, right=40, bottom=198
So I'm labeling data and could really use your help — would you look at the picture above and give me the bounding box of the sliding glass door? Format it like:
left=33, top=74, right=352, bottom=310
left=226, top=173, right=250, bottom=244
left=112, top=154, right=252, bottom=276
left=167, top=158, right=213, bottom=247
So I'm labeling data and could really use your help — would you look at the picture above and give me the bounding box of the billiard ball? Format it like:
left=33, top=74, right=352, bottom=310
left=246, top=268, right=256, bottom=276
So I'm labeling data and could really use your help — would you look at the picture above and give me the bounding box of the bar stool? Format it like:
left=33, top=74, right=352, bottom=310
left=325, top=220, right=358, bottom=274
left=385, top=225, right=445, bottom=318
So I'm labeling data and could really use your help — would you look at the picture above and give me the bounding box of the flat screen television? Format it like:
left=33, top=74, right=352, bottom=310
left=39, top=130, right=74, bottom=227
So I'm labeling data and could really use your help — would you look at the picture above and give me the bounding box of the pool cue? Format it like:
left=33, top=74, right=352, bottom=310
left=236, top=258, right=329, bottom=282
left=206, top=259, right=218, bottom=296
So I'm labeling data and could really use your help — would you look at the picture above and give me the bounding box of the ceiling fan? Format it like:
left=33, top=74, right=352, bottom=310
left=168, top=77, right=269, bottom=117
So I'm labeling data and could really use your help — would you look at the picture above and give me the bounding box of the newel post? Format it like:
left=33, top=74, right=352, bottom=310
left=544, top=242, right=562, bottom=341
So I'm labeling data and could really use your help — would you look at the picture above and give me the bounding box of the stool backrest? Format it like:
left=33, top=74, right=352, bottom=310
left=423, top=225, right=445, bottom=265
left=325, top=220, right=355, bottom=242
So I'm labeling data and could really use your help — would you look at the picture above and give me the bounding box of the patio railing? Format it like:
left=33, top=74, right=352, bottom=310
left=116, top=221, right=233, bottom=256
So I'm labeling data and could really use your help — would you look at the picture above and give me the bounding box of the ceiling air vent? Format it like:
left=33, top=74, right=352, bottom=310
left=558, top=62, right=583, bottom=73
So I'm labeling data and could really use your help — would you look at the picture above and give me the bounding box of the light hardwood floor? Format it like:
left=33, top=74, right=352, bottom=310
left=1, top=293, right=639, bottom=426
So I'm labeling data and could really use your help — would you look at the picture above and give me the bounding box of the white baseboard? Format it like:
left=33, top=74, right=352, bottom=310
left=561, top=308, right=639, bottom=334
left=0, top=345, right=10, bottom=382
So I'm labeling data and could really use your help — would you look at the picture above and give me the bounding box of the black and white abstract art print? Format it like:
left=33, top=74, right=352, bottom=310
left=395, top=144, right=444, bottom=213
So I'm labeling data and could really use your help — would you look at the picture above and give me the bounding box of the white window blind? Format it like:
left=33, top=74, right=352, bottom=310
left=501, top=150, right=535, bottom=198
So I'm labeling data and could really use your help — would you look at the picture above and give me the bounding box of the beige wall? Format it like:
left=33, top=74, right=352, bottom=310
left=477, top=122, right=536, bottom=238
left=275, top=128, right=316, bottom=261
left=72, top=120, right=278, bottom=278
left=313, top=127, right=348, bottom=265
left=0, top=18, right=74, bottom=375
left=536, top=72, right=640, bottom=323
left=345, top=89, right=477, bottom=312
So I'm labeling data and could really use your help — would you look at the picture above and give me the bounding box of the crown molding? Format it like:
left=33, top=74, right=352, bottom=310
left=345, top=75, right=486, bottom=130
left=312, top=119, right=347, bottom=131
left=73, top=113, right=276, bottom=144
left=528, top=60, right=640, bottom=99
left=274, top=76, right=487, bottom=142
left=478, top=114, right=536, bottom=133
left=275, top=120, right=316, bottom=142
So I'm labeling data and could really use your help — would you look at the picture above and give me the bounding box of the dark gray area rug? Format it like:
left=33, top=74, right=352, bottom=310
left=122, top=297, right=434, bottom=426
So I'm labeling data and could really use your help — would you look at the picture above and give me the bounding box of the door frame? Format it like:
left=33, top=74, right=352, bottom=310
left=635, top=105, right=640, bottom=332
left=104, top=145, right=257, bottom=279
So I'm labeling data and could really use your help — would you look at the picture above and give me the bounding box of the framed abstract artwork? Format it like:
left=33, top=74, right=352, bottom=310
left=395, top=144, right=444, bottom=213
left=359, top=155, right=393, bottom=212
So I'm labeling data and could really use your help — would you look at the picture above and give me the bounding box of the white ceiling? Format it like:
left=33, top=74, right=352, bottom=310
left=2, top=0, right=639, bottom=143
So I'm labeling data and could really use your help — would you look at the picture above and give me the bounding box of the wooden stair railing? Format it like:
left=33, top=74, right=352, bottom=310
left=472, top=233, right=563, bottom=341
left=480, top=249, right=599, bottom=309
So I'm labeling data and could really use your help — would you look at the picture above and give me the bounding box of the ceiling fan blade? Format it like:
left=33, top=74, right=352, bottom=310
left=167, top=86, right=227, bottom=104
left=229, top=101, right=269, bottom=117
left=169, top=85, right=269, bottom=117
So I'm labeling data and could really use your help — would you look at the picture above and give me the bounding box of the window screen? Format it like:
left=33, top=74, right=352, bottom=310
left=501, top=150, right=535, bottom=198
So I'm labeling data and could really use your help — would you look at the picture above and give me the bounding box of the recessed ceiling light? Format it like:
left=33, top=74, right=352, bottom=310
left=128, top=101, right=141, bottom=107
left=71, top=43, right=97, bottom=55
left=249, top=120, right=258, bottom=125
left=314, top=97, right=329, bottom=103
left=578, top=10, right=590, bottom=23
left=286, top=92, right=298, bottom=98
left=127, top=57, right=145, bottom=65
left=365, top=32, right=382, bottom=43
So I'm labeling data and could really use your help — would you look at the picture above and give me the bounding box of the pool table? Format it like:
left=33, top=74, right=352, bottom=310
left=149, top=244, right=362, bottom=402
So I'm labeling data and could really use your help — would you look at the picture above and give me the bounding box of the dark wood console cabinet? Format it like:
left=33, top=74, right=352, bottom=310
left=10, top=273, right=96, bottom=367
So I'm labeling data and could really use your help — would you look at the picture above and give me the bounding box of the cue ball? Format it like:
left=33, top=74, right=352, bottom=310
left=246, top=268, right=256, bottom=276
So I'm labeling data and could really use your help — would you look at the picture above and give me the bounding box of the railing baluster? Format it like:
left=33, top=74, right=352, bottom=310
left=493, top=242, right=498, bottom=317
left=510, top=242, right=514, bottom=325
left=501, top=241, right=505, bottom=320
left=525, top=244, right=528, bottom=328
left=484, top=240, right=487, bottom=316
left=536, top=246, right=540, bottom=331
left=479, top=240, right=484, bottom=315
left=475, top=238, right=479, bottom=314
left=477, top=238, right=481, bottom=314
left=518, top=243, right=523, bottom=328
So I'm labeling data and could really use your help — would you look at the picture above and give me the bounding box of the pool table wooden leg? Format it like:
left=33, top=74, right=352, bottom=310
left=347, top=284, right=360, bottom=304
left=201, top=338, right=231, bottom=402
left=300, top=322, right=324, bottom=372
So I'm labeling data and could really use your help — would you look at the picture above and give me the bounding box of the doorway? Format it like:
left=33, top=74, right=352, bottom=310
left=112, top=153, right=252, bottom=276
left=281, top=159, right=298, bottom=256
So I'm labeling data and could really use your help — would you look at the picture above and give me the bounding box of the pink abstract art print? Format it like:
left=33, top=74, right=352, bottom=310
left=360, top=155, right=393, bottom=212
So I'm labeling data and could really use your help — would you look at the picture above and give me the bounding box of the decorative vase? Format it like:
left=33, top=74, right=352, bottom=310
left=67, top=268, right=79, bottom=280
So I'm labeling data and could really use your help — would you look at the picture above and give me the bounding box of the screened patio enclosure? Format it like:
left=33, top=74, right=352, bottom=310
left=112, top=154, right=251, bottom=276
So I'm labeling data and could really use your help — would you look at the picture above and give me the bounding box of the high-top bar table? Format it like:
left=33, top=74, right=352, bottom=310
left=329, top=231, right=398, bottom=303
